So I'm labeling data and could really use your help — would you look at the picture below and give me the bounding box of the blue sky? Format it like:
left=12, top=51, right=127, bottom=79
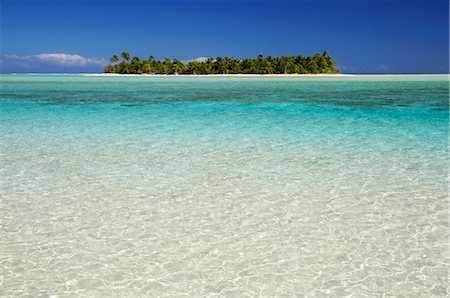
left=1, top=0, right=448, bottom=73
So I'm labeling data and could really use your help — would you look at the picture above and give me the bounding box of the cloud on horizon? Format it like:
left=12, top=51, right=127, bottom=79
left=181, top=57, right=209, bottom=64
left=1, top=53, right=107, bottom=72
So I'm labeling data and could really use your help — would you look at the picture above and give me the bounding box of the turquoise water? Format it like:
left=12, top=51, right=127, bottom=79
left=0, top=74, right=448, bottom=296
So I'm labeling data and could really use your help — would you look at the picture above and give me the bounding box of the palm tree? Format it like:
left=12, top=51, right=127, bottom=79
left=263, top=60, right=273, bottom=74
left=224, top=56, right=233, bottom=74
left=121, top=52, right=130, bottom=61
left=110, top=54, right=119, bottom=73
left=188, top=61, right=200, bottom=75
left=216, top=57, right=226, bottom=74
left=142, top=61, right=152, bottom=74
left=121, top=52, right=130, bottom=73
left=257, top=54, right=264, bottom=74
left=130, top=57, right=142, bottom=73
left=172, top=58, right=183, bottom=75
left=148, top=55, right=155, bottom=65
left=163, top=57, right=172, bottom=74
left=287, top=56, right=295, bottom=73
left=241, top=59, right=253, bottom=73
left=279, top=56, right=295, bottom=74
left=205, top=58, right=214, bottom=74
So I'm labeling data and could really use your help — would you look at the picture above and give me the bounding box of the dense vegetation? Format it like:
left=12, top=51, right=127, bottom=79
left=104, top=51, right=339, bottom=74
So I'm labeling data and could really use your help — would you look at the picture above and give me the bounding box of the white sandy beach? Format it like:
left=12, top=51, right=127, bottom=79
left=82, top=73, right=354, bottom=78
left=81, top=73, right=448, bottom=79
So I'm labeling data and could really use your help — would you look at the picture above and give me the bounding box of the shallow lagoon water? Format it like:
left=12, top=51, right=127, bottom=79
left=0, top=75, right=448, bottom=296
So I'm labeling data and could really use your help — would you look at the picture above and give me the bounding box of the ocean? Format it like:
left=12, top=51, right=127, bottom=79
left=0, top=74, right=448, bottom=296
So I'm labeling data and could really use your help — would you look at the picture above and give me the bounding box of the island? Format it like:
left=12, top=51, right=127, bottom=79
left=104, top=51, right=339, bottom=75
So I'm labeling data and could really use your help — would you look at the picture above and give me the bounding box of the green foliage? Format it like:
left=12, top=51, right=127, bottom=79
left=110, top=54, right=119, bottom=64
left=104, top=52, right=339, bottom=74
left=121, top=52, right=130, bottom=61
left=110, top=54, right=119, bottom=72
left=104, top=65, right=115, bottom=73
left=141, top=61, right=152, bottom=74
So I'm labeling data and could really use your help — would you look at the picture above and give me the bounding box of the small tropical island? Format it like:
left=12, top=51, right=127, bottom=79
left=104, top=51, right=339, bottom=75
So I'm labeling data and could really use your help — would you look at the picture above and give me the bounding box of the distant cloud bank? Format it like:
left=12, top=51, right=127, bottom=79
left=181, top=57, right=209, bottom=64
left=1, top=53, right=107, bottom=72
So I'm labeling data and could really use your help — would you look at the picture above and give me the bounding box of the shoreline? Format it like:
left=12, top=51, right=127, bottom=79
left=80, top=73, right=448, bottom=78
left=2, top=73, right=448, bottom=79
left=82, top=73, right=353, bottom=78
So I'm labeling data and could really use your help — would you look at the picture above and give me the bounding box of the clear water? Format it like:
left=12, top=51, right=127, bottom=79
left=0, top=74, right=448, bottom=296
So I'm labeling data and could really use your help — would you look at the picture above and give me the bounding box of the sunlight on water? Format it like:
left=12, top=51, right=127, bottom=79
left=0, top=75, right=448, bottom=296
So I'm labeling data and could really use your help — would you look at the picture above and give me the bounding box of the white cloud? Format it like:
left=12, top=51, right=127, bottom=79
left=181, top=57, right=210, bottom=64
left=36, top=53, right=87, bottom=66
left=3, top=53, right=107, bottom=67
